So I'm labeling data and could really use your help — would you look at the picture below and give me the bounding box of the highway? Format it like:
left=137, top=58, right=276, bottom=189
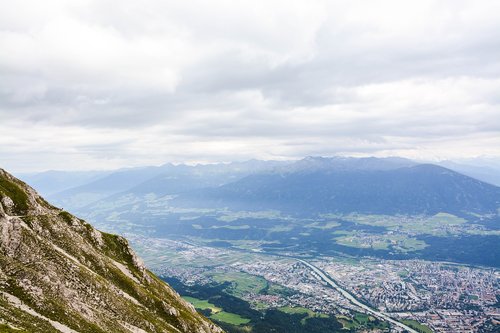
left=180, top=239, right=421, bottom=332
left=298, top=259, right=419, bottom=333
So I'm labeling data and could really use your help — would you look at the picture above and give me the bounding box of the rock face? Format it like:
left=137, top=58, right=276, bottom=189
left=0, top=168, right=223, bottom=333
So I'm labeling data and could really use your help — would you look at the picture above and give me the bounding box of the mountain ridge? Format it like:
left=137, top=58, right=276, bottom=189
left=172, top=163, right=500, bottom=216
left=18, top=157, right=500, bottom=219
left=0, top=168, right=223, bottom=333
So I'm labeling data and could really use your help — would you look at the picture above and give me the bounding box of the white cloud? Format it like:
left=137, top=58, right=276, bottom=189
left=0, top=0, right=499, bottom=171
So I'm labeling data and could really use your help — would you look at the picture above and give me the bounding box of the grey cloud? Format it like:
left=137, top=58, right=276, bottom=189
left=1, top=0, right=500, bottom=171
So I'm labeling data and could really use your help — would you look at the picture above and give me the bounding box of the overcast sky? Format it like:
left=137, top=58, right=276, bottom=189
left=1, top=0, right=500, bottom=172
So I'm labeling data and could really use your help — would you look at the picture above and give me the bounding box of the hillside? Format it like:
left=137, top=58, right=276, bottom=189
left=0, top=168, right=222, bottom=333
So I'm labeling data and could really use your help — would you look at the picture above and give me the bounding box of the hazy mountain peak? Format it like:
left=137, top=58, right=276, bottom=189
left=173, top=161, right=500, bottom=216
left=284, top=156, right=416, bottom=174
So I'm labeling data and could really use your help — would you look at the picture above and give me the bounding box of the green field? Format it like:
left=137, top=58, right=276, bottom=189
left=211, top=224, right=251, bottom=230
left=183, top=296, right=251, bottom=326
left=427, top=213, right=466, bottom=225
left=182, top=296, right=222, bottom=314
left=336, top=315, right=356, bottom=329
left=266, top=283, right=293, bottom=296
left=342, top=212, right=468, bottom=237
left=210, top=271, right=268, bottom=297
left=210, top=311, right=251, bottom=325
left=278, top=306, right=328, bottom=324
left=354, top=313, right=374, bottom=324
left=401, top=319, right=433, bottom=333
left=217, top=210, right=284, bottom=222
left=304, top=221, right=341, bottom=229
left=335, top=312, right=389, bottom=330
left=334, top=233, right=427, bottom=252
left=191, top=223, right=254, bottom=231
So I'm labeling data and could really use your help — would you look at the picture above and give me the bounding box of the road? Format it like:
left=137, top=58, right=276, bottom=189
left=179, top=239, right=420, bottom=332
left=298, top=259, right=419, bottom=333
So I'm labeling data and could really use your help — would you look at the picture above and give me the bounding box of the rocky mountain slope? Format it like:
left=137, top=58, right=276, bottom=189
left=0, top=168, right=223, bottom=333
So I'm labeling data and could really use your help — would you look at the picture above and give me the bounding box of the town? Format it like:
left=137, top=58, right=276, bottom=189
left=131, top=235, right=499, bottom=333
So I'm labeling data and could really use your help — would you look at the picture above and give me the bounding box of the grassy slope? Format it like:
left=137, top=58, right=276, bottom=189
left=0, top=169, right=221, bottom=333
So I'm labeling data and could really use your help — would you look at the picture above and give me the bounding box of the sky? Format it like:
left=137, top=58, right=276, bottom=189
left=1, top=0, right=500, bottom=172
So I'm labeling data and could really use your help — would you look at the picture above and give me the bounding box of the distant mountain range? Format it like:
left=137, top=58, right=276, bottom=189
left=19, top=160, right=292, bottom=210
left=17, top=156, right=500, bottom=217
left=436, top=160, right=500, bottom=187
left=174, top=163, right=500, bottom=215
left=10, top=157, right=500, bottom=270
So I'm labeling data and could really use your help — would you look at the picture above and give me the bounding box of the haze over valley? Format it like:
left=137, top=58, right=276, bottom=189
left=1, top=1, right=500, bottom=332
left=13, top=156, right=500, bottom=332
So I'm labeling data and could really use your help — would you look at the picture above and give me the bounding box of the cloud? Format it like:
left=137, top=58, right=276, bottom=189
left=0, top=0, right=500, bottom=171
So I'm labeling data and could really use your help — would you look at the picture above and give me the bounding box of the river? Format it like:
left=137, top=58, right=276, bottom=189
left=298, top=259, right=419, bottom=333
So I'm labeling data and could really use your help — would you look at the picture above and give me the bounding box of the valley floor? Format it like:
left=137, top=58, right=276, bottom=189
left=126, top=235, right=499, bottom=333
